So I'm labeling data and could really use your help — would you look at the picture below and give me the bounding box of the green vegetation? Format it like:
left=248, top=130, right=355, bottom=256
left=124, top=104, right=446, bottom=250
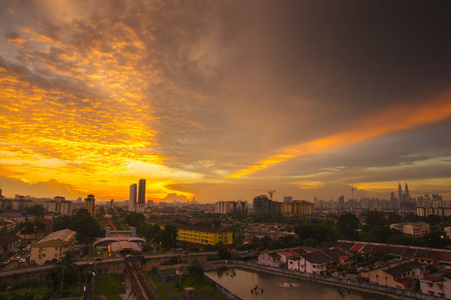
left=0, top=278, right=53, bottom=300
left=148, top=271, right=172, bottom=300
left=52, top=208, right=101, bottom=242
left=165, top=261, right=228, bottom=299
left=162, top=261, right=228, bottom=299
left=93, top=274, right=125, bottom=300
left=16, top=217, right=46, bottom=235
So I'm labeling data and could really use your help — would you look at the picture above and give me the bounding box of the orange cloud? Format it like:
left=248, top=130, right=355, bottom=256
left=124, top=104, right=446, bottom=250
left=226, top=90, right=451, bottom=178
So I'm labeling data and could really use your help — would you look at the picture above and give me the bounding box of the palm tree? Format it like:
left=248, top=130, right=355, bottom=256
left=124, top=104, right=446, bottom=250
left=57, top=251, right=76, bottom=294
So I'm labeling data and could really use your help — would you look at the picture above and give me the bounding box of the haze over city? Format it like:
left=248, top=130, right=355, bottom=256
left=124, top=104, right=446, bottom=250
left=1, top=1, right=450, bottom=202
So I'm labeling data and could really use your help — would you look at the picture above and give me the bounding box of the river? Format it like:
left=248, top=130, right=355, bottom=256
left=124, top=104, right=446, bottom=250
left=205, top=268, right=386, bottom=300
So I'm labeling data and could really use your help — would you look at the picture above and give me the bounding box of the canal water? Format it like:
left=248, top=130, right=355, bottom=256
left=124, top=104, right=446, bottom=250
left=205, top=268, right=385, bottom=300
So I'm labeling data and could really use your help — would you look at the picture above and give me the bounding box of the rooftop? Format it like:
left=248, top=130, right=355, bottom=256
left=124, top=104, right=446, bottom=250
left=35, top=229, right=76, bottom=245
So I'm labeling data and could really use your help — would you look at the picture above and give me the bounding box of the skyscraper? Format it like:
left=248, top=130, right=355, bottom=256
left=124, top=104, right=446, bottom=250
left=338, top=195, right=345, bottom=210
left=129, top=183, right=137, bottom=207
left=138, top=179, right=146, bottom=204
left=398, top=183, right=403, bottom=203
left=84, top=194, right=95, bottom=216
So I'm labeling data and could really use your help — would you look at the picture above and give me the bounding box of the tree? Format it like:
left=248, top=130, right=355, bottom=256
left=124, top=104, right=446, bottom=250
left=159, top=225, right=178, bottom=250
left=337, top=213, right=360, bottom=240
left=69, top=209, right=101, bottom=241
left=125, top=212, right=145, bottom=228
left=95, top=206, right=106, bottom=217
left=53, top=215, right=70, bottom=232
left=49, top=251, right=78, bottom=295
left=16, top=218, right=46, bottom=235
left=217, top=242, right=231, bottom=259
left=365, top=211, right=386, bottom=228
left=187, top=260, right=204, bottom=278
left=26, top=205, right=45, bottom=217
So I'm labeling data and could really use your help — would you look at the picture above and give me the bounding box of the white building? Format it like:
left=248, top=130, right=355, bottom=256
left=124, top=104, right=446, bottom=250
left=390, top=222, right=430, bottom=237
left=288, top=251, right=334, bottom=275
left=44, top=196, right=73, bottom=216
left=420, top=274, right=450, bottom=298
left=30, top=229, right=76, bottom=265
left=257, top=251, right=282, bottom=268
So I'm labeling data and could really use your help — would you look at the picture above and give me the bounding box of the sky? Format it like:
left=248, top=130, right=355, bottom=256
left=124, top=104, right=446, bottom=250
left=0, top=0, right=450, bottom=203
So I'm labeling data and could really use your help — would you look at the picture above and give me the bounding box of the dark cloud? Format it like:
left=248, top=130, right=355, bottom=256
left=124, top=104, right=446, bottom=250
left=0, top=0, right=450, bottom=201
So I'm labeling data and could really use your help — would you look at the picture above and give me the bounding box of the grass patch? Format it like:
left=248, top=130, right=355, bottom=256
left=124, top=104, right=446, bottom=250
left=148, top=272, right=172, bottom=300
left=0, top=278, right=53, bottom=300
left=93, top=274, right=125, bottom=300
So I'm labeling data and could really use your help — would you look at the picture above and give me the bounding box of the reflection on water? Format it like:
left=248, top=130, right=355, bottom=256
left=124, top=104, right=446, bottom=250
left=205, top=268, right=384, bottom=300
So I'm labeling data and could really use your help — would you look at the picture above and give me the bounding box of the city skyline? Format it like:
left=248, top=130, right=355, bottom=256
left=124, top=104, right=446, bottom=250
left=0, top=1, right=450, bottom=202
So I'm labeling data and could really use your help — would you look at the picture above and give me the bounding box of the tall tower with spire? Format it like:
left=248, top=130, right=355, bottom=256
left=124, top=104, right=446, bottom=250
left=405, top=183, right=410, bottom=200
left=398, top=183, right=403, bottom=202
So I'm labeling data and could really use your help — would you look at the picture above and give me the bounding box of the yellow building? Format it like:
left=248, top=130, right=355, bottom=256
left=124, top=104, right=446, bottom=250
left=155, top=222, right=233, bottom=247
left=30, top=229, right=77, bottom=265
left=282, top=200, right=314, bottom=217
left=178, top=226, right=233, bottom=247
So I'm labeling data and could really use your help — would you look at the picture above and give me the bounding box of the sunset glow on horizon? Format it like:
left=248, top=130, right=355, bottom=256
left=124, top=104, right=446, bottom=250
left=1, top=1, right=450, bottom=202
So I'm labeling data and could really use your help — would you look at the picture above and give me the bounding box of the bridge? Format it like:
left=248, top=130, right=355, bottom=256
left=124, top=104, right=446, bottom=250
left=0, top=252, right=217, bottom=283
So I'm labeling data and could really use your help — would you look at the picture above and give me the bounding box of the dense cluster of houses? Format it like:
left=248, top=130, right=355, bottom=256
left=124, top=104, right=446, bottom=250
left=256, top=240, right=451, bottom=299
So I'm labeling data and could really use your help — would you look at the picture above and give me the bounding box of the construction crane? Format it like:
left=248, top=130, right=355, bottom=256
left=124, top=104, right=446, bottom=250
left=251, top=189, right=276, bottom=200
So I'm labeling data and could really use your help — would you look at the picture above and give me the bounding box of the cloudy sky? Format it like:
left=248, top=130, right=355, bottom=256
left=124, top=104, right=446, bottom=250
left=1, top=0, right=450, bottom=203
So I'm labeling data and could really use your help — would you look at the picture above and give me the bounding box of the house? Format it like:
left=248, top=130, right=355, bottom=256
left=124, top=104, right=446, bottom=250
left=288, top=251, right=336, bottom=275
left=30, top=229, right=76, bottom=265
left=365, top=260, right=424, bottom=290
left=276, top=250, right=299, bottom=268
left=257, top=250, right=282, bottom=268
left=420, top=275, right=448, bottom=298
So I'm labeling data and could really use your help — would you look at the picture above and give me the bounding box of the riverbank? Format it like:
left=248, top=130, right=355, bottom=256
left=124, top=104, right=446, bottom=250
left=209, top=262, right=440, bottom=300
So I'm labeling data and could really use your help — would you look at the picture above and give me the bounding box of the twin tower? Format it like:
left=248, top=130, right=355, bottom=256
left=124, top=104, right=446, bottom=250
left=129, top=179, right=146, bottom=209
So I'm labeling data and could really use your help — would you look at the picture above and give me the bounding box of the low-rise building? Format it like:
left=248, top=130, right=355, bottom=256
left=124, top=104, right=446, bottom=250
left=153, top=221, right=233, bottom=247
left=288, top=251, right=336, bottom=275
left=420, top=275, right=449, bottom=298
left=363, top=260, right=424, bottom=290
left=390, top=222, right=430, bottom=237
left=258, top=250, right=283, bottom=268
left=30, top=229, right=76, bottom=265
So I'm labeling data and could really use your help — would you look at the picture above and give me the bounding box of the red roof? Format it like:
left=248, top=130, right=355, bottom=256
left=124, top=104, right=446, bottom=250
left=349, top=244, right=365, bottom=252
left=42, top=219, right=53, bottom=225
left=277, top=250, right=299, bottom=257
left=396, top=278, right=414, bottom=286
left=369, top=245, right=385, bottom=255
left=339, top=256, right=350, bottom=261
left=422, top=276, right=443, bottom=282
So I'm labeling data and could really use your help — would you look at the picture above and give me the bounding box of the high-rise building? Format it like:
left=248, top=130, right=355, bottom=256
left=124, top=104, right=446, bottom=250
left=138, top=179, right=146, bottom=204
left=129, top=183, right=137, bottom=209
left=338, top=195, right=344, bottom=210
left=398, top=183, right=403, bottom=203
left=284, top=196, right=293, bottom=203
left=84, top=194, right=95, bottom=216
left=44, top=196, right=73, bottom=216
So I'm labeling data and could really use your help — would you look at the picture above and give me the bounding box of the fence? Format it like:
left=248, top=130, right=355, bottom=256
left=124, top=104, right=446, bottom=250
left=152, top=268, right=180, bottom=300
